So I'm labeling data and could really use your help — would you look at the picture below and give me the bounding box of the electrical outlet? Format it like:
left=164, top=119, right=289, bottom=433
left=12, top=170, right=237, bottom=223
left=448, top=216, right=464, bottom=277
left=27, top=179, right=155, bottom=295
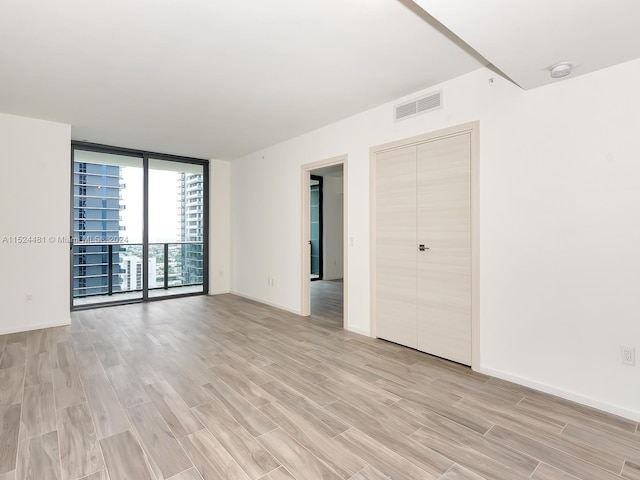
left=25, top=293, right=33, bottom=303
left=621, top=346, right=635, bottom=366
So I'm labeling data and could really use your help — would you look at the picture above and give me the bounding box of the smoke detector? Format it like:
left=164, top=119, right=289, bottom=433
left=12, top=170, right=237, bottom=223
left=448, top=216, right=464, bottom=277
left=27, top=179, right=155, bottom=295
left=549, top=62, right=572, bottom=79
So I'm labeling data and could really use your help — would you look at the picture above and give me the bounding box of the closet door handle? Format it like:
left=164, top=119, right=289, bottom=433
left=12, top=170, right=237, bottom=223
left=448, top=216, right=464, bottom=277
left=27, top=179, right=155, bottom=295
left=418, top=244, right=429, bottom=251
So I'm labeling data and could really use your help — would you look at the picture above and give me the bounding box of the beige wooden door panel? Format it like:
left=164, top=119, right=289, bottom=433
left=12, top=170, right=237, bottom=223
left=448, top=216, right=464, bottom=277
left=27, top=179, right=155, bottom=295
left=417, top=133, right=471, bottom=364
left=375, top=145, right=418, bottom=348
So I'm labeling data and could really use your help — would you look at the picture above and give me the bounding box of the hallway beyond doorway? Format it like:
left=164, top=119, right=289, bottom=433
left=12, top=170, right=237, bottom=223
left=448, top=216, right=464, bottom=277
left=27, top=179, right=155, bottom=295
left=310, top=279, right=343, bottom=329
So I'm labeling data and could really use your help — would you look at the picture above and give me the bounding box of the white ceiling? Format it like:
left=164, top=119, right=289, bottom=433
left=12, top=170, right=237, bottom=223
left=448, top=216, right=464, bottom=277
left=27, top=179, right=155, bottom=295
left=414, top=0, right=640, bottom=90
left=1, top=1, right=639, bottom=159
left=0, top=0, right=483, bottom=159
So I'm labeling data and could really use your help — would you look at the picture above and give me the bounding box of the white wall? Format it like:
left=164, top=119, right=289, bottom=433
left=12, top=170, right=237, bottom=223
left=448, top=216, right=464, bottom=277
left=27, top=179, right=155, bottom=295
left=209, top=159, right=231, bottom=294
left=322, top=173, right=344, bottom=280
left=0, top=113, right=71, bottom=334
left=231, top=58, right=640, bottom=420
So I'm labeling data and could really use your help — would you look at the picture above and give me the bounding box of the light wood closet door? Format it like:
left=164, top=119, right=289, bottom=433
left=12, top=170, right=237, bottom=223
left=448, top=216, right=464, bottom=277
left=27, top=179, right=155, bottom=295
left=417, top=133, right=471, bottom=364
left=375, top=145, right=417, bottom=348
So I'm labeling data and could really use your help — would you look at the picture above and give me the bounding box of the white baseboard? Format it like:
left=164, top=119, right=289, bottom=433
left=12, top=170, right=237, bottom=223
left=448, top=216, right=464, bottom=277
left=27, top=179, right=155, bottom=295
left=481, top=366, right=640, bottom=422
left=229, top=291, right=302, bottom=316
left=0, top=318, right=71, bottom=336
left=208, top=290, right=231, bottom=295
left=347, top=325, right=370, bottom=337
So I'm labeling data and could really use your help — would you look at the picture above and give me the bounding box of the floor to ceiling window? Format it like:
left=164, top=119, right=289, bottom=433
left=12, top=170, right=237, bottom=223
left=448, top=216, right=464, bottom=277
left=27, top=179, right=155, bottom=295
left=148, top=158, right=205, bottom=299
left=71, top=143, right=208, bottom=309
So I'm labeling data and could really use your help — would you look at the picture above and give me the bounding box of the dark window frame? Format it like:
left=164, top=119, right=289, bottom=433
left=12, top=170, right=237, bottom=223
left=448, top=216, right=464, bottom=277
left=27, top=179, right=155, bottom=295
left=70, top=141, right=210, bottom=310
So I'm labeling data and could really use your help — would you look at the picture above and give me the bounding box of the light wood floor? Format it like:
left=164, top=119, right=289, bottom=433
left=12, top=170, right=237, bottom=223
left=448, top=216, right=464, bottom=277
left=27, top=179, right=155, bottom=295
left=0, top=288, right=638, bottom=480
left=310, top=279, right=343, bottom=328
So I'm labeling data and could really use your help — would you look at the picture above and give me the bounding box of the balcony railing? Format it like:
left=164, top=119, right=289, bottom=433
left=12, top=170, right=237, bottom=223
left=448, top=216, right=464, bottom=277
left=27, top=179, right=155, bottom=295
left=72, top=242, right=204, bottom=299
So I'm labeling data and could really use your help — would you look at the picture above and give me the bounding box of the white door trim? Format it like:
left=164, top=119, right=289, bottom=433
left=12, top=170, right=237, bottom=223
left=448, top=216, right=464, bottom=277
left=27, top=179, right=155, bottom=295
left=370, top=122, right=480, bottom=370
left=300, top=155, right=348, bottom=330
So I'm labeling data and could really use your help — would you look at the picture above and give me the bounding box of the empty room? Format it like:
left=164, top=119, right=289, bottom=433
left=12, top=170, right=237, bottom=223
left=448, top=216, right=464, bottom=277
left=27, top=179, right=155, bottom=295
left=1, top=1, right=639, bottom=480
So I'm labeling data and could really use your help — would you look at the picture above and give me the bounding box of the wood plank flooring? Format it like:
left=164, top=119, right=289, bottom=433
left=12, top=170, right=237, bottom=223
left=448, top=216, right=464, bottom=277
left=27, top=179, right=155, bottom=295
left=0, top=281, right=638, bottom=480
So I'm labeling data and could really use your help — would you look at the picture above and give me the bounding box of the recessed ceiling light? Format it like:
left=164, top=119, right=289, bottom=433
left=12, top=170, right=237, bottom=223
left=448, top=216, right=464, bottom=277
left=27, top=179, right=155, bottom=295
left=549, top=62, right=572, bottom=79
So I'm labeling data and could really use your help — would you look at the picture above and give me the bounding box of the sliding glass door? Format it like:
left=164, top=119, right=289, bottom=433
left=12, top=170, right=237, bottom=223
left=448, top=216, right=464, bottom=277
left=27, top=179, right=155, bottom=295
left=71, top=143, right=208, bottom=309
left=72, top=150, right=144, bottom=306
left=148, top=159, right=205, bottom=299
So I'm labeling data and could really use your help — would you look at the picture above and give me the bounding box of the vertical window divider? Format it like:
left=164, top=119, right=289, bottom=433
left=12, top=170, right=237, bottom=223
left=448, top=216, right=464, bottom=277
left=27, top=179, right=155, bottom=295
left=142, top=153, right=149, bottom=301
left=202, top=160, right=210, bottom=295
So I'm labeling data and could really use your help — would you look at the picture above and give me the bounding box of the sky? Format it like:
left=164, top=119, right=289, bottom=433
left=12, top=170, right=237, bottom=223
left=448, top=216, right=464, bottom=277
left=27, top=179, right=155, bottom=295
left=120, top=167, right=183, bottom=243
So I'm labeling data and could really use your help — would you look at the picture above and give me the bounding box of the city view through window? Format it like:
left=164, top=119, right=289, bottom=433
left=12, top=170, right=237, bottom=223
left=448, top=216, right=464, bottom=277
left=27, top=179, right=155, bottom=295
left=72, top=149, right=205, bottom=306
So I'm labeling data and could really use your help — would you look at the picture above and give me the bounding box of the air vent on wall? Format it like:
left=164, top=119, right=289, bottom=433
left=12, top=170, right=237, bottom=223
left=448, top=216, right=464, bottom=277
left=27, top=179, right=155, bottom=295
left=394, top=90, right=442, bottom=121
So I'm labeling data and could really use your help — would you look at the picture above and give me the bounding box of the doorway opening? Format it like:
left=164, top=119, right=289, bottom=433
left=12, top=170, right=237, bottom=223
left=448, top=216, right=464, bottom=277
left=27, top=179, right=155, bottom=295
left=301, top=156, right=347, bottom=330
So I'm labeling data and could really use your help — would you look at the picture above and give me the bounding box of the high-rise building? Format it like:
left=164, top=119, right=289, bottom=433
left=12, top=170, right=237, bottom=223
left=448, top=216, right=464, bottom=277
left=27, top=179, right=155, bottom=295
left=120, top=255, right=157, bottom=291
left=73, top=162, right=124, bottom=297
left=178, top=172, right=204, bottom=285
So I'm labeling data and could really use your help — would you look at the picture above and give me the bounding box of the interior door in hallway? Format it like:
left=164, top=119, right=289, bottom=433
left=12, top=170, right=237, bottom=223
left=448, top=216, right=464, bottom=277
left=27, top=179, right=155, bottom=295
left=416, top=133, right=471, bottom=365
